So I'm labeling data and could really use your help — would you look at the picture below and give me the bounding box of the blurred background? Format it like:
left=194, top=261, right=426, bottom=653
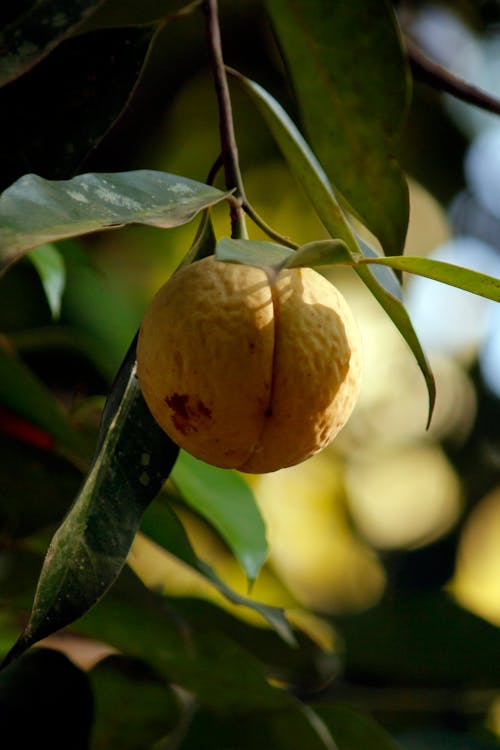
left=1, top=1, right=500, bottom=747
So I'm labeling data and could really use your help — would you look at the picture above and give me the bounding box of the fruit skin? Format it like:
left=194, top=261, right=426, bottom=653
left=137, top=255, right=363, bottom=473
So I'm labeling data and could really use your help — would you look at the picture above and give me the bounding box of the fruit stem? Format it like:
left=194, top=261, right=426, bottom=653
left=203, top=0, right=248, bottom=239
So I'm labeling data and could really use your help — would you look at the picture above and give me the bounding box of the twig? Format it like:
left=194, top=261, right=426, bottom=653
left=203, top=0, right=248, bottom=238
left=242, top=200, right=299, bottom=249
left=406, top=35, right=500, bottom=117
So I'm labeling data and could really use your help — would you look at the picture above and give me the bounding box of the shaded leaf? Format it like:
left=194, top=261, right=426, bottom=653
left=89, top=654, right=180, bottom=749
left=171, top=451, right=268, bottom=584
left=2, top=343, right=179, bottom=666
left=28, top=244, right=66, bottom=320
left=360, top=255, right=500, bottom=302
left=0, top=0, right=104, bottom=86
left=313, top=704, right=401, bottom=750
left=264, top=0, right=410, bottom=255
left=336, top=591, right=500, bottom=686
left=0, top=347, right=82, bottom=451
left=75, top=567, right=292, bottom=713
left=140, top=499, right=295, bottom=644
left=229, top=70, right=359, bottom=253
left=0, top=435, right=81, bottom=538
left=179, top=703, right=336, bottom=750
left=81, top=0, right=196, bottom=30
left=229, top=70, right=403, bottom=301
left=0, top=27, right=155, bottom=192
left=0, top=170, right=228, bottom=274
left=0, top=648, right=93, bottom=749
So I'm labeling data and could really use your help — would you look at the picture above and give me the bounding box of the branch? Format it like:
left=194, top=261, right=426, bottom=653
left=203, top=0, right=247, bottom=238
left=406, top=35, right=500, bottom=118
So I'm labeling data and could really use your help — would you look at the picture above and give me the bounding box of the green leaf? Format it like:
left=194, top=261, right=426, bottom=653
left=0, top=27, right=156, bottom=192
left=360, top=255, right=500, bottom=302
left=216, top=236, right=292, bottom=269
left=264, top=0, right=410, bottom=255
left=0, top=648, right=93, bottom=749
left=336, top=591, right=500, bottom=686
left=313, top=704, right=401, bottom=750
left=0, top=347, right=81, bottom=451
left=28, top=244, right=66, bottom=320
left=0, top=0, right=104, bottom=86
left=1, top=340, right=179, bottom=666
left=353, top=262, right=436, bottom=426
left=75, top=567, right=292, bottom=713
left=229, top=72, right=434, bottom=423
left=179, top=703, right=337, bottom=750
left=0, top=170, right=229, bottom=274
left=283, top=239, right=353, bottom=270
left=89, top=655, right=180, bottom=750
left=229, top=70, right=359, bottom=253
left=81, top=0, right=195, bottom=30
left=171, top=451, right=268, bottom=584
left=140, top=500, right=295, bottom=645
left=229, top=72, right=402, bottom=300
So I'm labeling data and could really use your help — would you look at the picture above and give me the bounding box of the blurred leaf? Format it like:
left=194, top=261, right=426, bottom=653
left=179, top=703, right=337, bottom=749
left=2, top=340, right=179, bottom=666
left=0, top=0, right=104, bottom=86
left=0, top=27, right=156, bottom=192
left=75, top=567, right=292, bottom=713
left=0, top=436, right=81, bottom=538
left=360, top=255, right=500, bottom=302
left=313, top=704, right=401, bottom=750
left=89, top=654, right=180, bottom=749
left=0, top=348, right=82, bottom=451
left=168, top=596, right=338, bottom=693
left=140, top=500, right=295, bottom=644
left=397, top=728, right=500, bottom=750
left=28, top=244, right=66, bottom=320
left=171, top=451, right=268, bottom=584
left=337, top=591, right=500, bottom=686
left=264, top=0, right=410, bottom=255
left=0, top=170, right=228, bottom=274
left=0, top=648, right=93, bottom=749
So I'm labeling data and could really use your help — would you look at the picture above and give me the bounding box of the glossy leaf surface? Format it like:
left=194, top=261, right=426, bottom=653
left=265, top=0, right=410, bottom=255
left=0, top=171, right=228, bottom=273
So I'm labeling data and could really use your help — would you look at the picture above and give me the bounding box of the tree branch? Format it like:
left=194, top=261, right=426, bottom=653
left=406, top=35, right=500, bottom=118
left=203, top=0, right=247, bottom=238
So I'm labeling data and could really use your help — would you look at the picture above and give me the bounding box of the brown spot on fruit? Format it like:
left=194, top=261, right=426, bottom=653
left=197, top=400, right=212, bottom=419
left=164, top=393, right=212, bottom=435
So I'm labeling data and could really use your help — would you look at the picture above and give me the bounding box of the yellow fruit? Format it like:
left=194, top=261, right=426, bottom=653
left=137, top=255, right=363, bottom=473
